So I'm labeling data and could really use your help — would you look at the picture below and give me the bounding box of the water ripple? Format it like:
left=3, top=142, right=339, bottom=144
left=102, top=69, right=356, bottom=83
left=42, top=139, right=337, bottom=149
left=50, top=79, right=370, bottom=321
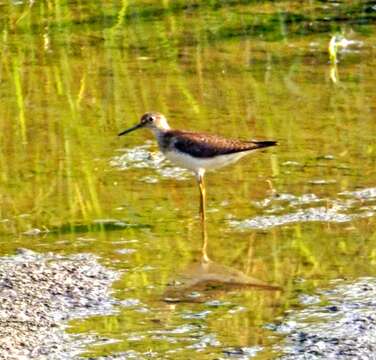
left=230, top=207, right=352, bottom=230
left=111, top=145, right=189, bottom=181
left=230, top=187, right=376, bottom=230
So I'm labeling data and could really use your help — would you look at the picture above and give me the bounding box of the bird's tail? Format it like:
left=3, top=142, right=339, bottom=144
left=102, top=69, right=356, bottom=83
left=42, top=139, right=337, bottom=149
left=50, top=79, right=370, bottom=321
left=251, top=140, right=278, bottom=149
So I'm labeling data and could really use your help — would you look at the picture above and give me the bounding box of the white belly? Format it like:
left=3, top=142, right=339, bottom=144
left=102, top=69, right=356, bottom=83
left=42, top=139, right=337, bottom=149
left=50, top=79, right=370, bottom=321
left=163, top=150, right=251, bottom=173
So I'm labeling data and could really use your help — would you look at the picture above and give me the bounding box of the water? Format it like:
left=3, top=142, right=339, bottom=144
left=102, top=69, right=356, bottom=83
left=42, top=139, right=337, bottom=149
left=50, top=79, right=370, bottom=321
left=1, top=1, right=376, bottom=358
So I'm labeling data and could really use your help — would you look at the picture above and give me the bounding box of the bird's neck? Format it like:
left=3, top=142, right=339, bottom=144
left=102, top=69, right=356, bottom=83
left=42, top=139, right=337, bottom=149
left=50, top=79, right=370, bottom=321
left=150, top=127, right=173, bottom=152
left=150, top=126, right=170, bottom=139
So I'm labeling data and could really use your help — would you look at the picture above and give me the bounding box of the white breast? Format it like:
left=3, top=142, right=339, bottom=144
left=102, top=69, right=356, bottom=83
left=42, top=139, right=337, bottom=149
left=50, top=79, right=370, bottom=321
left=163, top=150, right=252, bottom=174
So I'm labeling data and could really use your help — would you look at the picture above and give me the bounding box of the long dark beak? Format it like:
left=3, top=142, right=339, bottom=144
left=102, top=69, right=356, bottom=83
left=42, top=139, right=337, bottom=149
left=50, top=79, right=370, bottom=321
left=118, top=123, right=143, bottom=136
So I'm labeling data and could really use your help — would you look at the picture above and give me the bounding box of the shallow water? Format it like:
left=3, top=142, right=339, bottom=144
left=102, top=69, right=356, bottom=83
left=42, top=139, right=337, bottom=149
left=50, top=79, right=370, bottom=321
left=1, top=1, right=376, bottom=358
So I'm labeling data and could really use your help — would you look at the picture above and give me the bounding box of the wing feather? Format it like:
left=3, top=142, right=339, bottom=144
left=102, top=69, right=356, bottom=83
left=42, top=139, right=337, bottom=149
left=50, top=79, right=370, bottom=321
left=168, top=131, right=276, bottom=158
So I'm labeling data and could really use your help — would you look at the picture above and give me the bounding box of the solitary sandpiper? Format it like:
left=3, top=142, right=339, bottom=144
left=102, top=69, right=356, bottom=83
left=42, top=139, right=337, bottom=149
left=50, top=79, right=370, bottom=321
left=118, top=112, right=277, bottom=248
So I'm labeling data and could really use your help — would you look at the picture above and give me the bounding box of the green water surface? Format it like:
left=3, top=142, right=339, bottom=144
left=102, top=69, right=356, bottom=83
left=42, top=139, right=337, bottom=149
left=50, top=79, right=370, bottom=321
left=1, top=1, right=376, bottom=358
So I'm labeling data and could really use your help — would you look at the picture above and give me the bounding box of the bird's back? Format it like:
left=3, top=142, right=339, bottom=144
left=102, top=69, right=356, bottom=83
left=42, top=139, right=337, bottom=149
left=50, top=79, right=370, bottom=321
left=160, top=130, right=276, bottom=158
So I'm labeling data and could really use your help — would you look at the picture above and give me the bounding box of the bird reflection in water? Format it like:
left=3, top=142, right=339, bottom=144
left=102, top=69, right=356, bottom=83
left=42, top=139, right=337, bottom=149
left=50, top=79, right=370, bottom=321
left=163, top=206, right=281, bottom=303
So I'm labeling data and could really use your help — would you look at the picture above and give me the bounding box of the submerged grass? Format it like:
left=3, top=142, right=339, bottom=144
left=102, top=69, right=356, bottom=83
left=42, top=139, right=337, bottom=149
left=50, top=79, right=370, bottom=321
left=12, top=57, right=27, bottom=144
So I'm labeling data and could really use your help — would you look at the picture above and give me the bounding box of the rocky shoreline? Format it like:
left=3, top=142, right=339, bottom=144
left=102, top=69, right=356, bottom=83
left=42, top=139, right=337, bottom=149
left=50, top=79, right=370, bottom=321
left=273, top=278, right=376, bottom=359
left=0, top=249, right=119, bottom=359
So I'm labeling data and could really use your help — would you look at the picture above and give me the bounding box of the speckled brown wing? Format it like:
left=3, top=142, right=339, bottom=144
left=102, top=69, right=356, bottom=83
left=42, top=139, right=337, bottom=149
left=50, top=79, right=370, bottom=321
left=168, top=130, right=276, bottom=158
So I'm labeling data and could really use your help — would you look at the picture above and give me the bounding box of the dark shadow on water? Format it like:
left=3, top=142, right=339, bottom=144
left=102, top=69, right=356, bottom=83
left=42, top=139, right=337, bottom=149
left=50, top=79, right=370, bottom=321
left=11, top=1, right=376, bottom=43
left=39, top=219, right=151, bottom=236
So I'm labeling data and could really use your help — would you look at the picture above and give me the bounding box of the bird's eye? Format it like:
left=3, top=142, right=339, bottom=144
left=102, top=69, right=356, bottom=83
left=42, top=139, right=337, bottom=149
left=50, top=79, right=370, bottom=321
left=148, top=116, right=154, bottom=122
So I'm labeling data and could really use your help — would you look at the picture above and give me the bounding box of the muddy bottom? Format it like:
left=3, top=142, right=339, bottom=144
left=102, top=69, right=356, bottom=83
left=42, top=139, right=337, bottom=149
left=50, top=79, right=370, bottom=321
left=272, top=278, right=376, bottom=359
left=0, top=249, right=119, bottom=359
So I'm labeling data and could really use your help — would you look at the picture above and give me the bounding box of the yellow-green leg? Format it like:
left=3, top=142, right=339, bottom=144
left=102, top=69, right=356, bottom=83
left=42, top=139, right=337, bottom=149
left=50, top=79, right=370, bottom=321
left=198, top=172, right=210, bottom=263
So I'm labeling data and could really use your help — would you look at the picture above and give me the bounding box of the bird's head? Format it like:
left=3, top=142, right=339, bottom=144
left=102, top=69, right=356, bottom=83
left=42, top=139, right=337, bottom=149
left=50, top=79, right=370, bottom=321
left=118, top=112, right=170, bottom=136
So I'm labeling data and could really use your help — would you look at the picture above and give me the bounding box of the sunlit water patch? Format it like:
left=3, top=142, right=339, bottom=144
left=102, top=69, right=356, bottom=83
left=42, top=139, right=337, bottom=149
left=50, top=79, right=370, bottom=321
left=230, top=188, right=376, bottom=230
left=110, top=144, right=189, bottom=182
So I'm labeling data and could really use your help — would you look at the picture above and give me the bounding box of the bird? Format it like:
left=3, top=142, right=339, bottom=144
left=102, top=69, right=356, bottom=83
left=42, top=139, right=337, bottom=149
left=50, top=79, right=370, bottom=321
left=118, top=112, right=277, bottom=241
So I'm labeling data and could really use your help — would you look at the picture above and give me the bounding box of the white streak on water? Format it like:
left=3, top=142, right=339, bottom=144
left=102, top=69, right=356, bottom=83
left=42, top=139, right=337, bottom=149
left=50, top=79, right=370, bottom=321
left=230, top=188, right=376, bottom=230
